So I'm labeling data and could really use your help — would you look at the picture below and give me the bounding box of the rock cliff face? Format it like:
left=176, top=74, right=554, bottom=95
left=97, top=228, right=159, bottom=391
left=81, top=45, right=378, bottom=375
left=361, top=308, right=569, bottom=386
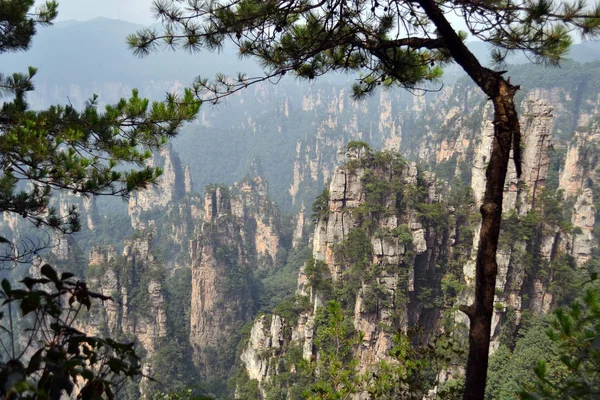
left=86, top=233, right=168, bottom=352
left=559, top=122, right=600, bottom=265
left=190, top=185, right=253, bottom=375
left=2, top=60, right=600, bottom=399
left=239, top=146, right=467, bottom=395
left=178, top=64, right=600, bottom=219
left=239, top=314, right=287, bottom=388
left=230, top=175, right=281, bottom=266
left=460, top=99, right=563, bottom=345
left=83, top=233, right=169, bottom=398
left=128, top=144, right=187, bottom=229
left=190, top=174, right=284, bottom=379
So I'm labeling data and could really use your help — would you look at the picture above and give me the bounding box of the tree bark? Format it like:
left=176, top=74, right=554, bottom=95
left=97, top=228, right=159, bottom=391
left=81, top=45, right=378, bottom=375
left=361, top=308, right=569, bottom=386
left=415, top=1, right=521, bottom=399
left=460, top=83, right=518, bottom=400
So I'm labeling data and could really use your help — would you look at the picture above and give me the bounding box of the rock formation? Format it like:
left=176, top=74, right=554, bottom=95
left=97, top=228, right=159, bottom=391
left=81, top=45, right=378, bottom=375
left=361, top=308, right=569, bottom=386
left=239, top=145, right=461, bottom=395
left=190, top=174, right=284, bottom=379
left=128, top=143, right=187, bottom=229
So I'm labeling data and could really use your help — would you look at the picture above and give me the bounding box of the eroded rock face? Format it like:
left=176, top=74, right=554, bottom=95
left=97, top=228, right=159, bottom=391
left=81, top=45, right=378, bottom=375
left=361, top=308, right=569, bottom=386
left=190, top=176, right=284, bottom=377
left=240, top=148, right=453, bottom=396
left=128, top=144, right=187, bottom=229
left=571, top=188, right=596, bottom=264
left=463, top=99, right=558, bottom=344
left=240, top=315, right=286, bottom=383
left=82, top=196, right=99, bottom=230
left=462, top=96, right=599, bottom=347
left=293, top=204, right=306, bottom=248
left=84, top=234, right=168, bottom=357
left=231, top=175, right=280, bottom=265
left=240, top=92, right=600, bottom=394
left=503, top=99, right=554, bottom=214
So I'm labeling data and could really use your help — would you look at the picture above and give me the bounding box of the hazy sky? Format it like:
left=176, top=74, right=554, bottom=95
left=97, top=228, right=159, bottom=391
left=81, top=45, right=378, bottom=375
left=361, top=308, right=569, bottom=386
left=52, top=0, right=156, bottom=25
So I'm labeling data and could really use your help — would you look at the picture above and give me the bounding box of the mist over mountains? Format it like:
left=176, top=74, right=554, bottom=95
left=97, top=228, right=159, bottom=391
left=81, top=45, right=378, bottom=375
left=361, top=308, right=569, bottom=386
left=5, top=17, right=600, bottom=101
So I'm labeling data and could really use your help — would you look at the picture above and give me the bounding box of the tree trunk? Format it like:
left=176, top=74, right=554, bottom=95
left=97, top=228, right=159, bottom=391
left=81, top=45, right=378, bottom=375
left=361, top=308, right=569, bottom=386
left=415, top=1, right=522, bottom=399
left=461, top=81, right=519, bottom=400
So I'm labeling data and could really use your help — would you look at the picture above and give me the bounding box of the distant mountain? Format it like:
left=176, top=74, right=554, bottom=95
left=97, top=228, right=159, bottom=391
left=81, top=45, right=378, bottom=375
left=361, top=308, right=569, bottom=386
left=3, top=17, right=261, bottom=87
left=466, top=39, right=600, bottom=65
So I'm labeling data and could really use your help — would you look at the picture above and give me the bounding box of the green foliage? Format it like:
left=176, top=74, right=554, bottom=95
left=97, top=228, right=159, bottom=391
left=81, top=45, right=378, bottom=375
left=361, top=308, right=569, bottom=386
left=304, top=301, right=361, bottom=399
left=131, top=0, right=600, bottom=104
left=486, top=316, right=563, bottom=400
left=332, top=227, right=373, bottom=307
left=0, top=87, right=199, bottom=235
left=416, top=202, right=449, bottom=229
left=349, top=151, right=407, bottom=225
left=0, top=1, right=57, bottom=55
left=519, top=282, right=600, bottom=399
left=304, top=254, right=333, bottom=294
left=151, top=388, right=212, bottom=400
left=312, top=187, right=330, bottom=222
left=0, top=4, right=201, bottom=399
left=362, top=329, right=464, bottom=400
left=498, top=187, right=582, bottom=303
left=272, top=295, right=312, bottom=325
left=0, top=265, right=141, bottom=400
left=144, top=267, right=200, bottom=398
left=258, top=244, right=311, bottom=314
left=233, top=370, right=261, bottom=400
left=346, top=141, right=372, bottom=153
left=304, top=311, right=465, bottom=400
left=150, top=341, right=199, bottom=397
left=392, top=224, right=414, bottom=247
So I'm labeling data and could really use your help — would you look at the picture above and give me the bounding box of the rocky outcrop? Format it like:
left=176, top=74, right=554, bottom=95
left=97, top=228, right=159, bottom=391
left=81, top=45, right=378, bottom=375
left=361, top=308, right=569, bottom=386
left=240, top=315, right=286, bottom=386
left=571, top=188, right=596, bottom=264
left=190, top=175, right=284, bottom=378
left=190, top=185, right=252, bottom=375
left=231, top=174, right=281, bottom=265
left=239, top=146, right=458, bottom=395
left=82, top=196, right=99, bottom=230
left=85, top=233, right=168, bottom=357
left=240, top=101, right=600, bottom=393
left=504, top=99, right=554, bottom=213
left=462, top=97, right=598, bottom=348
left=128, top=144, right=187, bottom=229
left=292, top=204, right=306, bottom=248
left=121, top=233, right=168, bottom=353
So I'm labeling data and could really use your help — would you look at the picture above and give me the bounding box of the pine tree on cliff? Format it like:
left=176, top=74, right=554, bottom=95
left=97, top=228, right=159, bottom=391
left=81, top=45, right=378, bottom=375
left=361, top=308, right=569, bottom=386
left=128, top=1, right=600, bottom=398
left=0, top=1, right=199, bottom=398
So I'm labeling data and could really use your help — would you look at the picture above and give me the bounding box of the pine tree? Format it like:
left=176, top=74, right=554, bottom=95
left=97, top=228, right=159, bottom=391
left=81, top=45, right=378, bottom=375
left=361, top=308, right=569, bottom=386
left=0, top=1, right=199, bottom=263
left=0, top=2, right=199, bottom=398
left=128, top=1, right=600, bottom=398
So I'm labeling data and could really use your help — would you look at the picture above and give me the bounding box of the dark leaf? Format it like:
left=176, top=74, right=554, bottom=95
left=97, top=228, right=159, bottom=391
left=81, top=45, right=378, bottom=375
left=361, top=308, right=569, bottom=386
left=41, top=264, right=61, bottom=286
left=82, top=369, right=94, bottom=381
left=26, top=348, right=45, bottom=374
left=61, top=272, right=75, bottom=281
left=1, top=279, right=12, bottom=295
left=88, top=291, right=112, bottom=302
left=107, top=358, right=123, bottom=374
left=21, top=277, right=50, bottom=289
left=20, top=293, right=41, bottom=316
